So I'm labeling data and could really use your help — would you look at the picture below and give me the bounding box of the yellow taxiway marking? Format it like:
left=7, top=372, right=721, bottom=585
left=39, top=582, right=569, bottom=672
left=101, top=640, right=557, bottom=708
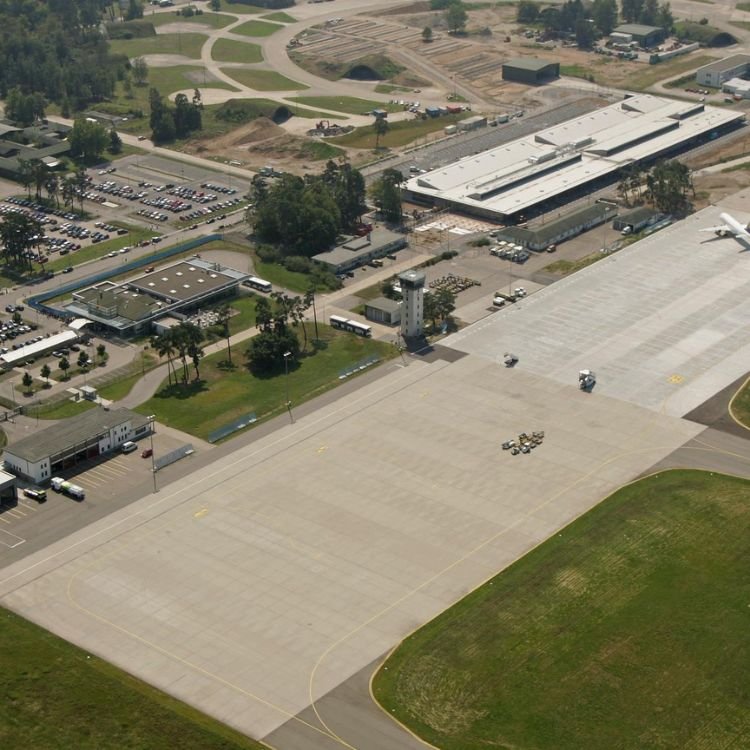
left=193, top=508, right=209, bottom=519
left=317, top=445, right=327, bottom=454
left=668, top=374, right=684, bottom=384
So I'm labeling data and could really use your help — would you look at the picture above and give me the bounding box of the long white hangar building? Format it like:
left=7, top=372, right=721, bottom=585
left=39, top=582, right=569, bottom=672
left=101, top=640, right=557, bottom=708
left=404, top=94, right=744, bottom=222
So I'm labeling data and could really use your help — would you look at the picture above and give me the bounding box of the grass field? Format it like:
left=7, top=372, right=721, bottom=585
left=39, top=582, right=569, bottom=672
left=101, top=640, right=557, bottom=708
left=211, top=38, right=263, bottom=63
left=374, top=470, right=750, bottom=750
left=110, top=33, right=208, bottom=60
left=0, top=607, right=268, bottom=749
left=231, top=19, right=282, bottom=36
left=150, top=11, right=235, bottom=28
left=261, top=11, right=296, bottom=22
left=213, top=0, right=263, bottom=11
left=31, top=398, right=96, bottom=420
left=331, top=113, right=466, bottom=149
left=619, top=54, right=715, bottom=91
left=137, top=327, right=395, bottom=439
left=221, top=68, right=306, bottom=91
left=289, top=96, right=401, bottom=115
left=542, top=251, right=606, bottom=276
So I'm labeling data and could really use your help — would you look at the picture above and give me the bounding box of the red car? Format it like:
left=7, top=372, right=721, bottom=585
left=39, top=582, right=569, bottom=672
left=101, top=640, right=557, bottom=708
left=141, top=448, right=153, bottom=459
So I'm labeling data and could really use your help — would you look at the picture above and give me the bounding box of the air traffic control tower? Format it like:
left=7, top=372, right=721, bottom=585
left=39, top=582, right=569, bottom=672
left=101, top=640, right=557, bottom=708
left=399, top=269, right=425, bottom=339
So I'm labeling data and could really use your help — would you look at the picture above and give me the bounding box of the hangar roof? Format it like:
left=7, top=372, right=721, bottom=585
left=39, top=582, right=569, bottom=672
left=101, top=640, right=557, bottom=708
left=405, top=95, right=744, bottom=218
left=503, top=57, right=557, bottom=72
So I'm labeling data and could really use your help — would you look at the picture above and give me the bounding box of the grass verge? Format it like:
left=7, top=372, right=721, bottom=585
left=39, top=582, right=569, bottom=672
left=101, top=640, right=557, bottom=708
left=211, top=38, right=263, bottom=63
left=110, top=33, right=208, bottom=60
left=542, top=252, right=605, bottom=276
left=331, top=113, right=466, bottom=149
left=150, top=11, right=235, bottom=28
left=289, top=96, right=401, bottom=115
left=261, top=11, right=296, bottom=22
left=231, top=19, right=282, bottom=36
left=0, top=607, right=268, bottom=749
left=31, top=398, right=96, bottom=420
left=136, top=327, right=395, bottom=439
left=729, top=376, right=750, bottom=428
left=374, top=470, right=750, bottom=750
left=221, top=68, right=307, bottom=91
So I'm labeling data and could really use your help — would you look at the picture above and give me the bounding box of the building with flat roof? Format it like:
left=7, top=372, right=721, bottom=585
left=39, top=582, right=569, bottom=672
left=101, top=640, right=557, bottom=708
left=0, top=324, right=86, bottom=370
left=0, top=120, right=71, bottom=180
left=404, top=94, right=744, bottom=222
left=364, top=297, right=401, bottom=326
left=312, top=228, right=407, bottom=274
left=65, top=257, right=249, bottom=336
left=502, top=58, right=559, bottom=84
left=612, top=23, right=665, bottom=47
left=696, top=54, right=750, bottom=88
left=3, top=407, right=151, bottom=483
left=612, top=206, right=661, bottom=233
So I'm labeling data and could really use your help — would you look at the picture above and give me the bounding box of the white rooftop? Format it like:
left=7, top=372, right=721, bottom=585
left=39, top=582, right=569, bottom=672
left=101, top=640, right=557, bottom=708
left=406, top=94, right=745, bottom=218
left=0, top=330, right=79, bottom=368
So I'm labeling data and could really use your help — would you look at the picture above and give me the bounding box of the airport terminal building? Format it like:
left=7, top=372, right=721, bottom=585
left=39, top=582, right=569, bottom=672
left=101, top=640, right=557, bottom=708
left=404, top=94, right=744, bottom=223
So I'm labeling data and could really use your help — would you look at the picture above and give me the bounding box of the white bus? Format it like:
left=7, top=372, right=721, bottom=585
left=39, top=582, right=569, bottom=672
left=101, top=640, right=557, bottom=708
left=245, top=276, right=272, bottom=293
left=329, top=315, right=372, bottom=338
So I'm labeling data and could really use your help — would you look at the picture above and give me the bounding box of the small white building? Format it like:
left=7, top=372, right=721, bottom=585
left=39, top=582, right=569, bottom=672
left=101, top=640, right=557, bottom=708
left=3, top=406, right=151, bottom=484
left=723, top=77, right=750, bottom=99
left=696, top=54, right=750, bottom=88
left=399, top=269, right=425, bottom=339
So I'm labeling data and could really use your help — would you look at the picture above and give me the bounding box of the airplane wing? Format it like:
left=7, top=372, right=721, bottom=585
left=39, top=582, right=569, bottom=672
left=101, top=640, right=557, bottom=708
left=700, top=224, right=733, bottom=234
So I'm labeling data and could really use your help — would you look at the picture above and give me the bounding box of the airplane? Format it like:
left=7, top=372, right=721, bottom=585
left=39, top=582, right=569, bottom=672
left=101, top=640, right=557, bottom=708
left=701, top=212, right=750, bottom=240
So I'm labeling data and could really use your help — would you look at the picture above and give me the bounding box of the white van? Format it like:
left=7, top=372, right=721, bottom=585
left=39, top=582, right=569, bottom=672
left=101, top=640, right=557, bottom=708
left=121, top=441, right=137, bottom=454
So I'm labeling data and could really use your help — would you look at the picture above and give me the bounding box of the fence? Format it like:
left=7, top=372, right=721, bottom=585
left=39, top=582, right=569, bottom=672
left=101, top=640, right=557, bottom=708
left=208, top=412, right=257, bottom=443
left=154, top=444, right=194, bottom=471
left=27, top=234, right=224, bottom=317
left=338, top=355, right=380, bottom=380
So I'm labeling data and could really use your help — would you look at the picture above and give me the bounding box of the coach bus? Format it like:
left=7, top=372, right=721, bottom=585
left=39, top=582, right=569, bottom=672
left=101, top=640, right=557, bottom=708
left=244, top=276, right=272, bottom=293
left=329, top=315, right=372, bottom=337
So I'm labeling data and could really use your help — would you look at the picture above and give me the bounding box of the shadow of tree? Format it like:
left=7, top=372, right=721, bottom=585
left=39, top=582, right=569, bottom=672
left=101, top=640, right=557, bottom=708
left=154, top=379, right=209, bottom=400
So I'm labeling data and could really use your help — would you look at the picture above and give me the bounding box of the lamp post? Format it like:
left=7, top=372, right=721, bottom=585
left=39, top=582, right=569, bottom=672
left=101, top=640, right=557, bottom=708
left=148, top=414, right=157, bottom=493
left=283, top=351, right=294, bottom=423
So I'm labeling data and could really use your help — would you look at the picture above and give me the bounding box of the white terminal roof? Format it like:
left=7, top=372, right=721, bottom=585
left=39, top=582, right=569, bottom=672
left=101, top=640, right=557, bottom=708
left=0, top=329, right=79, bottom=368
left=406, top=94, right=745, bottom=218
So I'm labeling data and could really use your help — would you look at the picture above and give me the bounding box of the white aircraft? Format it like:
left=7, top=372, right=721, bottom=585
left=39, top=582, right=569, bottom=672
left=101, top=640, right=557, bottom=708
left=701, top=212, right=750, bottom=240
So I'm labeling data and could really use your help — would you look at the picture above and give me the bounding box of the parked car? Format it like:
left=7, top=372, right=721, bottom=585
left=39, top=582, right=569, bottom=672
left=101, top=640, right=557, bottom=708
left=141, top=448, right=153, bottom=458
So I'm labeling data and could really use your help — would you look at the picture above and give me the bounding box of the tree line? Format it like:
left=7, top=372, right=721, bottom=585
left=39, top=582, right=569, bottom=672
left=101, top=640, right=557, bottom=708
left=617, top=159, right=693, bottom=214
left=247, top=160, right=367, bottom=256
left=150, top=322, right=206, bottom=386
left=149, top=88, right=203, bottom=144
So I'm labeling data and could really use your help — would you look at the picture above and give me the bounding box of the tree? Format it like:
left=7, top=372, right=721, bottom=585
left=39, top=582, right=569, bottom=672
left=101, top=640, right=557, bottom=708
left=173, top=93, right=201, bottom=138
left=422, top=26, right=433, bottom=42
left=639, top=0, right=658, bottom=25
left=16, top=159, right=33, bottom=198
left=216, top=304, right=232, bottom=364
left=373, top=117, right=389, bottom=150
left=151, top=331, right=178, bottom=385
left=96, top=343, right=107, bottom=363
left=645, top=159, right=692, bottom=214
left=125, top=0, right=143, bottom=20
left=61, top=176, right=77, bottom=211
left=30, top=160, right=47, bottom=202
left=109, top=129, right=122, bottom=155
left=69, top=118, right=109, bottom=162
left=0, top=212, right=44, bottom=270
left=59, top=357, right=70, bottom=380
left=209, top=0, right=221, bottom=10
left=246, top=327, right=300, bottom=376
left=369, top=170, right=403, bottom=224
left=592, top=0, right=618, bottom=34
left=621, top=0, right=643, bottom=23
left=657, top=1, right=674, bottom=32
left=40, top=363, right=51, bottom=387
left=45, top=175, right=60, bottom=208
left=77, top=350, right=89, bottom=370
left=132, top=57, right=149, bottom=87
left=517, top=0, right=539, bottom=23
left=575, top=19, right=596, bottom=49
left=446, top=1, right=468, bottom=33
left=21, top=371, right=33, bottom=394
left=423, top=287, right=456, bottom=330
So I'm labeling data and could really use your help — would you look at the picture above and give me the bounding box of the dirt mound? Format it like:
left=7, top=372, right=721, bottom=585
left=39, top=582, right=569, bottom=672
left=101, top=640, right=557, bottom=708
left=239, top=117, right=285, bottom=144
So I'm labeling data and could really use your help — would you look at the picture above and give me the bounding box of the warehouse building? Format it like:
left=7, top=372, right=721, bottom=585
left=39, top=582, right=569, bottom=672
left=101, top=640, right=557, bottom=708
left=495, top=203, right=617, bottom=251
left=65, top=257, right=249, bottom=337
left=612, top=23, right=665, bottom=48
left=502, top=58, right=560, bottom=85
left=612, top=206, right=661, bottom=233
left=364, top=297, right=401, bottom=326
left=313, top=228, right=407, bottom=275
left=403, top=94, right=744, bottom=223
left=696, top=54, right=750, bottom=88
left=3, top=407, right=152, bottom=484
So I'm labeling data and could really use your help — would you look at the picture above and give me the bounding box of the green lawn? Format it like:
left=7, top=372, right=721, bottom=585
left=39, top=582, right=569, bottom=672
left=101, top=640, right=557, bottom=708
left=374, top=470, right=750, bottom=750
left=621, top=54, right=716, bottom=91
left=46, top=226, right=156, bottom=272
left=211, top=38, right=263, bottom=63
left=32, top=398, right=96, bottom=420
left=150, top=10, right=235, bottom=28
left=0, top=607, right=268, bottom=749
left=729, top=378, right=750, bottom=428
left=137, top=327, right=395, bottom=439
left=231, top=19, right=282, bottom=36
left=542, top=252, right=605, bottom=276
left=261, top=11, right=296, bottom=22
left=214, top=0, right=264, bottom=12
left=221, top=68, right=307, bottom=91
left=331, top=113, right=466, bottom=149
left=289, top=96, right=401, bottom=115
left=110, top=32, right=208, bottom=59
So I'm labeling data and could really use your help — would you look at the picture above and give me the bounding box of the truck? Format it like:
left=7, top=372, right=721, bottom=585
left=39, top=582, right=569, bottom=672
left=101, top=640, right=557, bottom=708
left=578, top=370, right=596, bottom=391
left=50, top=476, right=85, bottom=500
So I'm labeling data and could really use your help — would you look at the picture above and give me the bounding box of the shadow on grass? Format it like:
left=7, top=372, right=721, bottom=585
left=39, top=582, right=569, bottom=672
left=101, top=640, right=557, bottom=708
left=153, top=379, right=209, bottom=399
left=216, top=359, right=237, bottom=371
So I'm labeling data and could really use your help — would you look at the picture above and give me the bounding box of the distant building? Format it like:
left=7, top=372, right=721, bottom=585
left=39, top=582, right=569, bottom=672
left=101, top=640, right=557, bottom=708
left=399, top=269, right=425, bottom=339
left=502, top=58, right=560, bottom=85
left=312, top=228, right=407, bottom=275
left=4, top=407, right=151, bottom=484
left=0, top=119, right=71, bottom=181
left=612, top=24, right=665, bottom=48
left=723, top=77, right=750, bottom=99
left=612, top=206, right=660, bottom=233
left=696, top=54, right=750, bottom=88
left=0, top=470, right=17, bottom=507
left=496, top=203, right=617, bottom=251
left=364, top=297, right=401, bottom=326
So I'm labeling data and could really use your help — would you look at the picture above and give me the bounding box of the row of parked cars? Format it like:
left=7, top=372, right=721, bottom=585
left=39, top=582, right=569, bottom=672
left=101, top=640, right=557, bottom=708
left=178, top=197, right=243, bottom=222
left=5, top=196, right=81, bottom=222
left=200, top=182, right=238, bottom=195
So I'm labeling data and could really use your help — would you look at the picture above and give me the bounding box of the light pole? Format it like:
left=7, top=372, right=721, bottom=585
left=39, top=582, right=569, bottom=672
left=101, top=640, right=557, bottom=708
left=283, top=351, right=294, bottom=423
left=148, top=414, right=158, bottom=493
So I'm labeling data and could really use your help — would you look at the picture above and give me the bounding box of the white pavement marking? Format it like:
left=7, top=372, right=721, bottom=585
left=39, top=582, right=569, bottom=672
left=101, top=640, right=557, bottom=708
left=0, top=529, right=25, bottom=548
